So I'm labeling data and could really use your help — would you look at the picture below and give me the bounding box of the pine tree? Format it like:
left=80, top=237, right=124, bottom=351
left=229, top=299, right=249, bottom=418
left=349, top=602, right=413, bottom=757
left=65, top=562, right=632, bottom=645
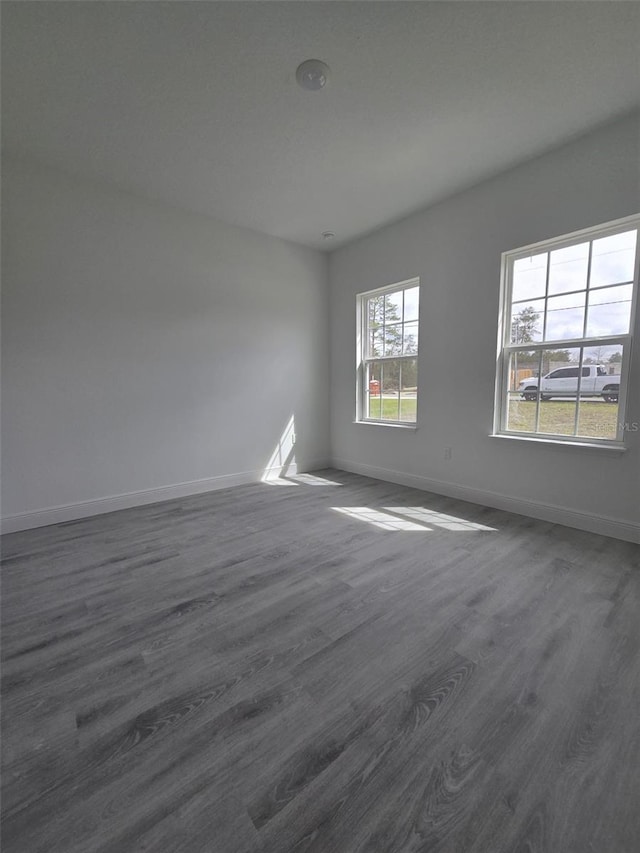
left=367, top=294, right=416, bottom=390
left=511, top=306, right=540, bottom=345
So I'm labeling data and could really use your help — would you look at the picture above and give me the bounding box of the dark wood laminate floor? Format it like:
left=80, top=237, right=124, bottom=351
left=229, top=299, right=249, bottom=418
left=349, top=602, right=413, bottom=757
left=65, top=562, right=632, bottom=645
left=1, top=469, right=639, bottom=853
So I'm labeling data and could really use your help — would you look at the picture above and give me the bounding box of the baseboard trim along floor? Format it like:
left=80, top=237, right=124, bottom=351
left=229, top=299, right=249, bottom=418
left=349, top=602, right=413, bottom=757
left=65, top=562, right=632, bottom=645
left=0, top=457, right=330, bottom=534
left=3, top=457, right=637, bottom=543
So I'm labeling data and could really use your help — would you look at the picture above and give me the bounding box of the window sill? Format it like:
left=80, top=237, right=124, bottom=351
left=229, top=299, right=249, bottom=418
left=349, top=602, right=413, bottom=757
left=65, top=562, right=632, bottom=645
left=355, top=420, right=417, bottom=430
left=490, top=433, right=626, bottom=452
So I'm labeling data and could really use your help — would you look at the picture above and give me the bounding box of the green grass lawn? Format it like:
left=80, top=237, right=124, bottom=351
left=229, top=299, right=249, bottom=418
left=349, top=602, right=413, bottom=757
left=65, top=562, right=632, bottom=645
left=368, top=396, right=417, bottom=421
left=507, top=397, right=619, bottom=439
left=368, top=395, right=619, bottom=438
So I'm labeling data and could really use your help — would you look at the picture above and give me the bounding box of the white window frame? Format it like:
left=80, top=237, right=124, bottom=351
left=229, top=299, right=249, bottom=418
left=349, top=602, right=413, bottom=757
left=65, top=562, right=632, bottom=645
left=356, top=277, right=420, bottom=426
left=493, top=214, right=639, bottom=448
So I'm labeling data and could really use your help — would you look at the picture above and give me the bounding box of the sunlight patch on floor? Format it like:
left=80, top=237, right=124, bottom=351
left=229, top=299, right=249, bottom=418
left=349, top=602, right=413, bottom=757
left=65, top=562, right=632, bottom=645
left=331, top=506, right=497, bottom=532
left=383, top=507, right=497, bottom=531
left=331, top=507, right=429, bottom=531
left=286, top=473, right=342, bottom=486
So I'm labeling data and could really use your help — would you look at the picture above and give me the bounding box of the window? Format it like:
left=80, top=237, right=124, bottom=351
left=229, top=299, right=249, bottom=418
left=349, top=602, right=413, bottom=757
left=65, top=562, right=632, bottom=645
left=494, top=215, right=639, bottom=446
left=357, top=278, right=420, bottom=424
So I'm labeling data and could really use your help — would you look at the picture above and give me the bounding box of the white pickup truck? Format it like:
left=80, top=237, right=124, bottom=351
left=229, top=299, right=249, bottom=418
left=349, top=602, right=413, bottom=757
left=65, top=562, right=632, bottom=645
left=519, top=365, right=619, bottom=403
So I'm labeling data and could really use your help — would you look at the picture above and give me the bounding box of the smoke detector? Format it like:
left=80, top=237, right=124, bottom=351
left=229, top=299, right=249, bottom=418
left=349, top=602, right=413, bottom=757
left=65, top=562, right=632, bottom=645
left=296, top=59, right=331, bottom=91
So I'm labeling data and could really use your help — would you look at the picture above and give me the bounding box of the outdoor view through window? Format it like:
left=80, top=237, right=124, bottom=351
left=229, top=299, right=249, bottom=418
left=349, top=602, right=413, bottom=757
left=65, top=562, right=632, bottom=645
left=497, top=220, right=638, bottom=444
left=360, top=280, right=419, bottom=423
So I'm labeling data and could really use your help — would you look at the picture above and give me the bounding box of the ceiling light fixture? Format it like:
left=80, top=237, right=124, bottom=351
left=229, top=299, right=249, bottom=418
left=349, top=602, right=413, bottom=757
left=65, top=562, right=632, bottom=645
left=322, top=231, right=335, bottom=240
left=296, top=59, right=331, bottom=91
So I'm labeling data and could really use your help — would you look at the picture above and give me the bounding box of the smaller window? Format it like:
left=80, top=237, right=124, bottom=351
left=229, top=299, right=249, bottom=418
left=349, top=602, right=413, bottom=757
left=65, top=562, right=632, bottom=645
left=357, top=278, right=420, bottom=424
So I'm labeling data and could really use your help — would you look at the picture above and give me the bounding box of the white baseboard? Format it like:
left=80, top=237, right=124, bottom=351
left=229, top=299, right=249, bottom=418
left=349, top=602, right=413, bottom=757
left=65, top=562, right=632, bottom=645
left=5, top=457, right=636, bottom=543
left=331, top=457, right=640, bottom=544
left=1, top=458, right=329, bottom=534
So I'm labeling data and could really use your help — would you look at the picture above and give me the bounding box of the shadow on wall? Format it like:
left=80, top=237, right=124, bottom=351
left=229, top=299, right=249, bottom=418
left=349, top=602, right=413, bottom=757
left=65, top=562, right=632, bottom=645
left=261, top=415, right=341, bottom=486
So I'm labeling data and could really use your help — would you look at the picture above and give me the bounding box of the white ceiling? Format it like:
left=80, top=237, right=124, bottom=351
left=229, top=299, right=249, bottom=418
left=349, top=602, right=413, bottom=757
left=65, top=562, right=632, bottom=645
left=3, top=1, right=639, bottom=250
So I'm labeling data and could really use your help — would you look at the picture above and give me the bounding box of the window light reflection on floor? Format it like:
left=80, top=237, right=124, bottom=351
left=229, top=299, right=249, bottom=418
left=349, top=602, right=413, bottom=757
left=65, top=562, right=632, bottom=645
left=331, top=506, right=497, bottom=532
left=332, top=507, right=428, bottom=531
left=383, top=507, right=496, bottom=531
left=286, top=473, right=342, bottom=486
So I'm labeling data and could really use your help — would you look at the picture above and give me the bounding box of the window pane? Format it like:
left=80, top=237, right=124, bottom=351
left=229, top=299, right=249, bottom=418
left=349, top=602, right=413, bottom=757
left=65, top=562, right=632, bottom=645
left=582, top=343, right=623, bottom=366
left=385, top=291, right=404, bottom=325
left=548, top=242, right=589, bottom=295
left=538, top=402, right=577, bottom=435
left=369, top=328, right=383, bottom=358
left=511, top=300, right=544, bottom=343
left=506, top=350, right=541, bottom=433
left=366, top=362, right=382, bottom=419
left=575, top=344, right=622, bottom=441
left=537, top=348, right=581, bottom=436
left=512, top=253, right=547, bottom=302
left=403, top=321, right=418, bottom=354
left=539, top=347, right=582, bottom=385
left=544, top=292, right=585, bottom=341
left=404, top=286, right=419, bottom=321
left=585, top=284, right=633, bottom=337
left=590, top=230, right=637, bottom=287
left=400, top=357, right=418, bottom=422
left=383, top=323, right=403, bottom=356
left=576, top=400, right=619, bottom=440
left=367, top=296, right=384, bottom=329
left=381, top=359, right=401, bottom=420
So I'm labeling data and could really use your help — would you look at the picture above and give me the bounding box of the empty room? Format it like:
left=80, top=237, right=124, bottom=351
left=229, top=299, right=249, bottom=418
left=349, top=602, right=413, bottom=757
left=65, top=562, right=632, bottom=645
left=2, top=2, right=640, bottom=852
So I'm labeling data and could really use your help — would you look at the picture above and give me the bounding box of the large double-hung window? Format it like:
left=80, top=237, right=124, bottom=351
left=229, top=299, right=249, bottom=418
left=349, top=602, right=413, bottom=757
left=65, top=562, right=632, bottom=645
left=357, top=278, right=420, bottom=424
left=494, top=215, right=639, bottom=446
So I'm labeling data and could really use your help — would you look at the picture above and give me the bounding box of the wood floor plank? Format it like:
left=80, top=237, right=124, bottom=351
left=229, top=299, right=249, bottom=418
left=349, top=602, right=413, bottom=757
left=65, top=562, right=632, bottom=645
left=2, top=469, right=639, bottom=852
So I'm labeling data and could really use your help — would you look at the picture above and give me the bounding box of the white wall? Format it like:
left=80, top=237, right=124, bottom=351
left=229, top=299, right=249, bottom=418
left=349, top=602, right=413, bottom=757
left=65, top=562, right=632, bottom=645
left=329, top=114, right=640, bottom=541
left=1, top=156, right=330, bottom=529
